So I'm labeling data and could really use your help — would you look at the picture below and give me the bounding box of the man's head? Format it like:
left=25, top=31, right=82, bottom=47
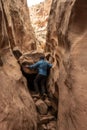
left=40, top=55, right=45, bottom=60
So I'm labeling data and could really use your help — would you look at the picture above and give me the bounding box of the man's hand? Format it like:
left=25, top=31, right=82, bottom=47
left=24, top=65, right=29, bottom=68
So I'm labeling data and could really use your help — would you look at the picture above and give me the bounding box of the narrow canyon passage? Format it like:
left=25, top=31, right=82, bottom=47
left=20, top=1, right=59, bottom=129
left=0, top=0, right=87, bottom=130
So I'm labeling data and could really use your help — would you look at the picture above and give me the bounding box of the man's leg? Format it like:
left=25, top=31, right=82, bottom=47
left=34, top=74, right=41, bottom=94
left=40, top=75, right=47, bottom=95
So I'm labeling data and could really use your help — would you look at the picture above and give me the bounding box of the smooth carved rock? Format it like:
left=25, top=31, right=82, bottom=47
left=35, top=99, right=48, bottom=115
left=46, top=0, right=87, bottom=130
left=0, top=0, right=37, bottom=130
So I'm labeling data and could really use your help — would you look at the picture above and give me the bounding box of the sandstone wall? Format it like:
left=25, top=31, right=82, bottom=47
left=46, top=0, right=87, bottom=130
left=0, top=0, right=37, bottom=130
left=1, top=0, right=36, bottom=53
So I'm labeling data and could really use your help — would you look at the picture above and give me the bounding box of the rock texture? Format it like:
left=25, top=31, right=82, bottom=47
left=35, top=99, right=48, bottom=115
left=0, top=0, right=37, bottom=130
left=46, top=0, right=87, bottom=130
left=1, top=0, right=36, bottom=53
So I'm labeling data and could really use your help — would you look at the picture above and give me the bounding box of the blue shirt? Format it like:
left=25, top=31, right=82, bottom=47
left=29, top=59, right=52, bottom=76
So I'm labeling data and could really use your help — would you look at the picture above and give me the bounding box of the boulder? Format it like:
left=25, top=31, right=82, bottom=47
left=35, top=99, right=48, bottom=115
left=19, top=51, right=45, bottom=74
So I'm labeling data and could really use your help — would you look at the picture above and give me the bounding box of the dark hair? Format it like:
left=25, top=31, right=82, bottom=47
left=21, top=62, right=29, bottom=66
left=40, top=55, right=45, bottom=60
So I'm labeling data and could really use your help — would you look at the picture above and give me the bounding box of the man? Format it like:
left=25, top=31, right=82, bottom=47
left=26, top=56, right=52, bottom=97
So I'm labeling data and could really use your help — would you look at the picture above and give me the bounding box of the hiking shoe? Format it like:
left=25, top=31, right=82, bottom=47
left=43, top=93, right=47, bottom=97
left=41, top=93, right=47, bottom=100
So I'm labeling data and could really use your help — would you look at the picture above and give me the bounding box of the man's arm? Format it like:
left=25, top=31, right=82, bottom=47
left=27, top=62, right=40, bottom=69
left=47, top=63, right=52, bottom=68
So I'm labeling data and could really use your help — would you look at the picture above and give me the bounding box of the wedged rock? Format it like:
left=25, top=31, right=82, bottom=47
left=39, top=115, right=55, bottom=124
left=19, top=51, right=45, bottom=74
left=35, top=99, right=48, bottom=115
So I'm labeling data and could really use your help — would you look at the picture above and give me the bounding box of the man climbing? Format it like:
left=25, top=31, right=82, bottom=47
left=25, top=56, right=52, bottom=98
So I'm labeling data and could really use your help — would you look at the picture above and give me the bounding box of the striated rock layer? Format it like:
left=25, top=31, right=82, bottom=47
left=46, top=0, right=87, bottom=130
left=0, top=0, right=37, bottom=130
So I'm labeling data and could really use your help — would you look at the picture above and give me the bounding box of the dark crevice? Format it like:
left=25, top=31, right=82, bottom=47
left=21, top=66, right=37, bottom=92
left=0, top=55, right=3, bottom=66
left=13, top=48, right=22, bottom=59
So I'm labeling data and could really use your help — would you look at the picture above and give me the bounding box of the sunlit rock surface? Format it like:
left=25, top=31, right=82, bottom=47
left=29, top=0, right=52, bottom=51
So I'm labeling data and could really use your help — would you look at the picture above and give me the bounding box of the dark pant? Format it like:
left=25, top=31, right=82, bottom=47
left=34, top=74, right=47, bottom=95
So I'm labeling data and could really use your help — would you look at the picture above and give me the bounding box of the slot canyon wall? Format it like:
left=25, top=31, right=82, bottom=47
left=46, top=0, right=87, bottom=130
left=0, top=0, right=37, bottom=130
